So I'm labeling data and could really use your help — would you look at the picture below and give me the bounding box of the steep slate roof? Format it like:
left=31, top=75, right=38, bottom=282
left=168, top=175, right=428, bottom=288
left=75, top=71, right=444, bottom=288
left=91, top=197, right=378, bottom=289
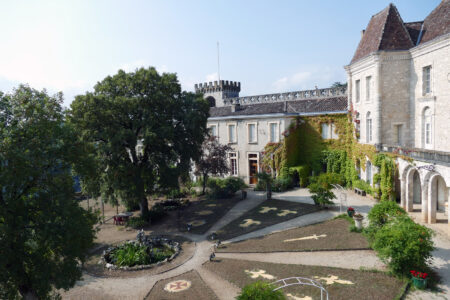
left=209, top=96, right=347, bottom=118
left=420, top=0, right=450, bottom=44
left=351, top=4, right=413, bottom=63
left=404, top=21, right=424, bottom=45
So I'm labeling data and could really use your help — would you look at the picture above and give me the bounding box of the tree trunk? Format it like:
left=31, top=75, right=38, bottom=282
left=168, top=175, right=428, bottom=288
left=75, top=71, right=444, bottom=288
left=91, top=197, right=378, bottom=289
left=202, top=174, right=208, bottom=195
left=136, top=173, right=149, bottom=219
left=19, top=286, right=38, bottom=300
left=139, top=197, right=149, bottom=220
left=266, top=182, right=272, bottom=200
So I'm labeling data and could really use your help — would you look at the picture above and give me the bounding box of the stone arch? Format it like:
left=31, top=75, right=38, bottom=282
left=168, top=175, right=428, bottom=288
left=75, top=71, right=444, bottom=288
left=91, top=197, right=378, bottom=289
left=428, top=174, right=449, bottom=224
left=399, top=164, right=413, bottom=208
left=206, top=96, right=216, bottom=107
left=406, top=168, right=421, bottom=212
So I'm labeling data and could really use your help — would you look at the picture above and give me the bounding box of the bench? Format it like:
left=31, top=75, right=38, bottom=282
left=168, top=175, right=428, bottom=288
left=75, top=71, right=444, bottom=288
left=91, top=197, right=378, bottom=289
left=354, top=188, right=366, bottom=196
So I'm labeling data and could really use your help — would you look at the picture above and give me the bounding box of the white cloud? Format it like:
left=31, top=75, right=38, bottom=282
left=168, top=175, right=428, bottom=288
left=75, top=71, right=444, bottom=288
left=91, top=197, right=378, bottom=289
left=271, top=66, right=345, bottom=92
left=205, top=72, right=219, bottom=82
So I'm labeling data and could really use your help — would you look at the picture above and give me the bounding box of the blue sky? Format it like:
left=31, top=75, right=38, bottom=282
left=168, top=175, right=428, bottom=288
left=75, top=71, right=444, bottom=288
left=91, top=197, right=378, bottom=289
left=0, top=0, right=440, bottom=107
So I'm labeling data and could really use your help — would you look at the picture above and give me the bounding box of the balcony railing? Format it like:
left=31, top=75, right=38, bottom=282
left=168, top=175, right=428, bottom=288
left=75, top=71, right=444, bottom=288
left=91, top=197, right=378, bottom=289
left=380, top=144, right=450, bottom=164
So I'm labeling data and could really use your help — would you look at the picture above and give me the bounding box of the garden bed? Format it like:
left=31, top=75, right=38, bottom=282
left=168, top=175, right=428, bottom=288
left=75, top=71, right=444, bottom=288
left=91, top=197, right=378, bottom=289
left=215, top=199, right=320, bottom=241
left=177, top=193, right=243, bottom=234
left=145, top=270, right=218, bottom=300
left=83, top=235, right=195, bottom=278
left=203, top=258, right=405, bottom=300
left=217, top=218, right=369, bottom=253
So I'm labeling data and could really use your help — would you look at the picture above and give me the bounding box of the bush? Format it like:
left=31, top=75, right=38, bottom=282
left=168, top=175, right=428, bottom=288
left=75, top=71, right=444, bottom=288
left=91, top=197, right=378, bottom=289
left=368, top=201, right=406, bottom=229
left=207, top=177, right=246, bottom=199
left=353, top=179, right=373, bottom=195
left=272, top=176, right=292, bottom=192
left=236, top=281, right=286, bottom=300
left=109, top=243, right=151, bottom=267
left=254, top=180, right=267, bottom=191
left=289, top=165, right=310, bottom=187
left=126, top=217, right=148, bottom=229
left=371, top=216, right=434, bottom=276
left=309, top=172, right=345, bottom=189
left=308, top=183, right=336, bottom=207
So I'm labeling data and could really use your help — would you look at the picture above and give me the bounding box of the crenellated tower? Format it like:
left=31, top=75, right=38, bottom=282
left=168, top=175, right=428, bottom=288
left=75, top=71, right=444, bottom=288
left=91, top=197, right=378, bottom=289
left=194, top=80, right=241, bottom=107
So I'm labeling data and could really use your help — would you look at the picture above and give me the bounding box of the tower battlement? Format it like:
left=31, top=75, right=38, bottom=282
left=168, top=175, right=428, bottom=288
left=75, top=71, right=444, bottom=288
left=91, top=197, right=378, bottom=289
left=194, top=80, right=241, bottom=94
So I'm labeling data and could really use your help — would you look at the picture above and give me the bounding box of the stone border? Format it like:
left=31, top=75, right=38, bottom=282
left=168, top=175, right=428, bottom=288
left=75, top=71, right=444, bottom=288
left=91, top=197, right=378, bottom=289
left=102, top=238, right=181, bottom=271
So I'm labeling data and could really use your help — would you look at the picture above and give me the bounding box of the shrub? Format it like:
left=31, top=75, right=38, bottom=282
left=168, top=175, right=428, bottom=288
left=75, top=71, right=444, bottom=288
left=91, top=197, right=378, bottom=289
left=353, top=179, right=373, bottom=195
left=236, top=281, right=286, bottom=300
left=109, top=243, right=151, bottom=267
left=308, top=183, right=336, bottom=207
left=368, top=201, right=406, bottom=228
left=272, top=176, right=292, bottom=192
left=289, top=165, right=310, bottom=187
left=309, top=172, right=345, bottom=189
left=126, top=217, right=148, bottom=229
left=254, top=180, right=267, bottom=191
left=207, top=177, right=246, bottom=199
left=371, top=216, right=434, bottom=276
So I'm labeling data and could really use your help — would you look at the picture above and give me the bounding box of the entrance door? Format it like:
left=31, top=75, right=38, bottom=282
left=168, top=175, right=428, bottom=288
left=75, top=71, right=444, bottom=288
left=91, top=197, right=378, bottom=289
left=248, top=154, right=258, bottom=184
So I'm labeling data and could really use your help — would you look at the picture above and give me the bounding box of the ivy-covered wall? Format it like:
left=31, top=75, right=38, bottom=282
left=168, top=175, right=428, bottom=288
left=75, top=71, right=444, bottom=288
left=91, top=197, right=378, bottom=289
left=262, top=113, right=400, bottom=201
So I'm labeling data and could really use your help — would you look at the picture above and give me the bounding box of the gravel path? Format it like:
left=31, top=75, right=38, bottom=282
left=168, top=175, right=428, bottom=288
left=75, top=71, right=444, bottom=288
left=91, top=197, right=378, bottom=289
left=216, top=250, right=385, bottom=270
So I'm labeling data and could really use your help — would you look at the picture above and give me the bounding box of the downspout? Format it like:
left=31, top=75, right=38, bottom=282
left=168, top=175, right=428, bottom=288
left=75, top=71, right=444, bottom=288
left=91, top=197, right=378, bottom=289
left=375, top=56, right=382, bottom=150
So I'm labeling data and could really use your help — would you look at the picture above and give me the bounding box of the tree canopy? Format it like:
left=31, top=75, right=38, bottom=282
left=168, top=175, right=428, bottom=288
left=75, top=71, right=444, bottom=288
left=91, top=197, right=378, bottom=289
left=0, top=86, right=97, bottom=299
left=69, top=67, right=209, bottom=218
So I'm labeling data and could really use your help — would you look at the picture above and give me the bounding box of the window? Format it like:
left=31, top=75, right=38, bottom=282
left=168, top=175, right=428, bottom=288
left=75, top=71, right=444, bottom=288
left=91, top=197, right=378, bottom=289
left=208, top=124, right=218, bottom=137
left=423, top=107, right=432, bottom=147
left=247, top=123, right=257, bottom=143
left=355, top=80, right=360, bottom=103
left=321, top=123, right=338, bottom=140
left=423, top=66, right=431, bottom=95
left=366, top=161, right=372, bottom=185
left=366, top=112, right=372, bottom=143
left=321, top=123, right=330, bottom=139
left=229, top=152, right=238, bottom=176
left=331, top=123, right=339, bottom=139
left=366, top=76, right=371, bottom=101
left=269, top=122, right=279, bottom=143
left=228, top=124, right=236, bottom=143
left=395, top=124, right=403, bottom=146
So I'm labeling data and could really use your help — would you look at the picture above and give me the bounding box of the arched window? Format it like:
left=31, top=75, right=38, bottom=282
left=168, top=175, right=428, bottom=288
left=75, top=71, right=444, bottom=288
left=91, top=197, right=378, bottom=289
left=366, top=160, right=372, bottom=185
left=423, top=107, right=432, bottom=148
left=366, top=112, right=372, bottom=143
left=206, top=96, right=216, bottom=107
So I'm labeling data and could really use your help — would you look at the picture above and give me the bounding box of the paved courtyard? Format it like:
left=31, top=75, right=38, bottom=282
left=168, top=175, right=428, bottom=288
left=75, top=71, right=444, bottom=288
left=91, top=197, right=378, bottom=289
left=62, top=188, right=450, bottom=300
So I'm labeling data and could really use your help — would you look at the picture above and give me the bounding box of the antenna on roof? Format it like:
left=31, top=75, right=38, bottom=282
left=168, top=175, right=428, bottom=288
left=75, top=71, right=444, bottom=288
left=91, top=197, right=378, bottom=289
left=217, top=41, right=221, bottom=81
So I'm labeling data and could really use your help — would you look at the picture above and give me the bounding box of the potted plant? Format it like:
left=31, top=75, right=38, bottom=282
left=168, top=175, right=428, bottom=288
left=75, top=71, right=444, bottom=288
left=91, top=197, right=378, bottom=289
left=347, top=207, right=355, bottom=217
left=353, top=213, right=364, bottom=230
left=410, top=270, right=428, bottom=289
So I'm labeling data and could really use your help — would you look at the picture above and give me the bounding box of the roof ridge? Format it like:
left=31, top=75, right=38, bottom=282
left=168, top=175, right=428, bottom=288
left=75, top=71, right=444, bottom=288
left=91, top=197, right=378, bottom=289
left=377, top=4, right=392, bottom=50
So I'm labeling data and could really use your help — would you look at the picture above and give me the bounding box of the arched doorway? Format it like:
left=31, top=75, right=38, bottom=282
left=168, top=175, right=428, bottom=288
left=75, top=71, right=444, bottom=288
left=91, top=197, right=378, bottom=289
left=413, top=171, right=421, bottom=204
left=394, top=166, right=401, bottom=203
left=428, top=174, right=448, bottom=223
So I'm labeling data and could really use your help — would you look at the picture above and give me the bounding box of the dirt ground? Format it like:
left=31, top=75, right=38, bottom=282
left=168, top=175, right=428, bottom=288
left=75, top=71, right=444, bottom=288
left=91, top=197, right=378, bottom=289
left=217, top=218, right=370, bottom=253
left=145, top=270, right=218, bottom=300
left=203, top=258, right=405, bottom=300
left=215, top=199, right=320, bottom=241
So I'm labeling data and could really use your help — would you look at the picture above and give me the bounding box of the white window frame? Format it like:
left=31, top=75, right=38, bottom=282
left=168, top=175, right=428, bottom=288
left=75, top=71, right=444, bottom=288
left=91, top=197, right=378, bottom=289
left=246, top=122, right=258, bottom=144
left=355, top=79, right=360, bottom=103
left=268, top=121, right=280, bottom=143
left=366, top=112, right=372, bottom=143
left=227, top=122, right=237, bottom=144
left=331, top=123, right=339, bottom=139
left=423, top=66, right=432, bottom=96
left=208, top=123, right=218, bottom=138
left=423, top=107, right=432, bottom=149
left=365, top=76, right=371, bottom=102
left=247, top=152, right=259, bottom=183
left=321, top=123, right=330, bottom=139
left=228, top=152, right=238, bottom=176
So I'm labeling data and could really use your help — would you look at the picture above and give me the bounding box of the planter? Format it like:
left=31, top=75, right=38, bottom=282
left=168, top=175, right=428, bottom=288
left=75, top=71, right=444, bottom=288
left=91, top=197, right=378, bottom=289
left=347, top=210, right=355, bottom=218
left=411, top=277, right=428, bottom=289
left=353, top=215, right=364, bottom=230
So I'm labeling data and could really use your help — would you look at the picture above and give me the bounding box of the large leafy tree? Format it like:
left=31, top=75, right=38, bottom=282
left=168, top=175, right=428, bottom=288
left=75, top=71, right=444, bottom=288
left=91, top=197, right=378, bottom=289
left=69, top=67, right=209, bottom=218
left=195, top=136, right=231, bottom=194
left=0, top=86, right=97, bottom=299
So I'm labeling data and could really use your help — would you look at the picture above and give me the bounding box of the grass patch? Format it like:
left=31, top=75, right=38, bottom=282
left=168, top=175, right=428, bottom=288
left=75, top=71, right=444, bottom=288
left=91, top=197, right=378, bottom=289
left=217, top=219, right=369, bottom=253
left=215, top=199, right=320, bottom=241
left=145, top=270, right=218, bottom=300
left=204, top=258, right=404, bottom=300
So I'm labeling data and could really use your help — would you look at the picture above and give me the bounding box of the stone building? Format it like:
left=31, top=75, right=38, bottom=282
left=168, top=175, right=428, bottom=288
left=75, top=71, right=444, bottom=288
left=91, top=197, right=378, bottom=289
left=194, top=81, right=347, bottom=184
left=345, top=1, right=450, bottom=228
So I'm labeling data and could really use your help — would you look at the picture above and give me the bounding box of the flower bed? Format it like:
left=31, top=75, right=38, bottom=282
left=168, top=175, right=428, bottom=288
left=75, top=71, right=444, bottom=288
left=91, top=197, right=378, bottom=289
left=102, top=235, right=180, bottom=271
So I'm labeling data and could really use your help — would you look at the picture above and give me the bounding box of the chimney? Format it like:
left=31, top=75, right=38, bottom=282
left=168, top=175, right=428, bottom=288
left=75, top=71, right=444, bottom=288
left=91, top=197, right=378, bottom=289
left=231, top=103, right=241, bottom=112
left=361, top=29, right=365, bottom=38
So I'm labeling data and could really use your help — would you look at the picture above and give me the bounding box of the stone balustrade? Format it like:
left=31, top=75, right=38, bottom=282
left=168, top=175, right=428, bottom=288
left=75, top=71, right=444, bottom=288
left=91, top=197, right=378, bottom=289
left=381, top=144, right=450, bottom=164
left=223, top=87, right=347, bottom=105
